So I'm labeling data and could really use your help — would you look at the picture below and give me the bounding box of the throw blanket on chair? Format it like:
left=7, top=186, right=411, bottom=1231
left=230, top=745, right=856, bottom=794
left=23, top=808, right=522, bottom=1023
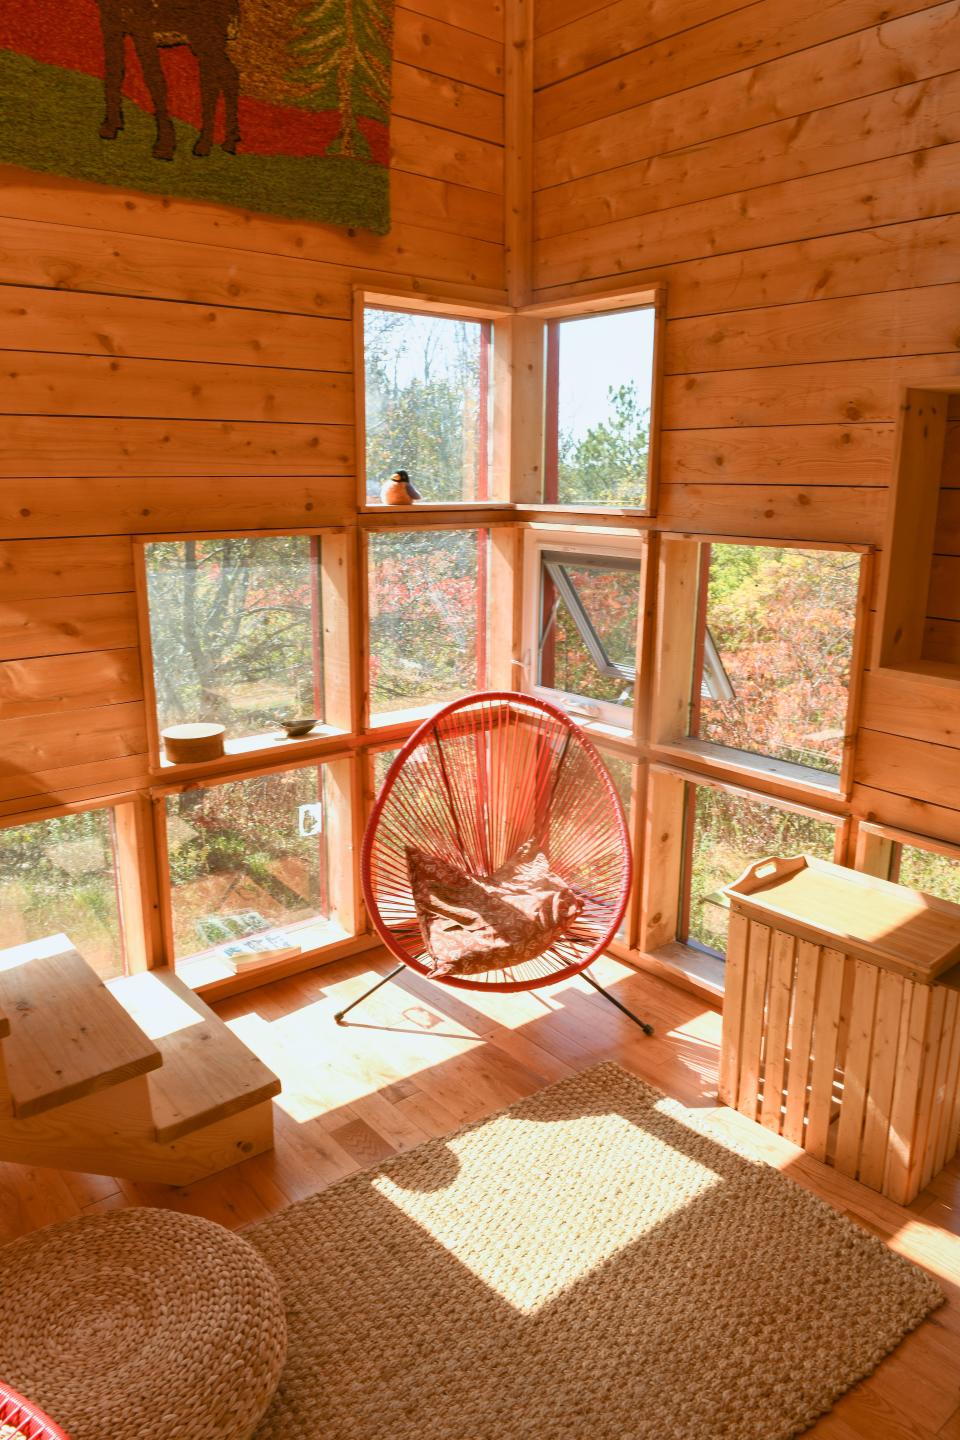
left=407, top=840, right=585, bottom=978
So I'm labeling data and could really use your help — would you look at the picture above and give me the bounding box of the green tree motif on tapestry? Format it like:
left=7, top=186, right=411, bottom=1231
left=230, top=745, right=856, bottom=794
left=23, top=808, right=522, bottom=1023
left=288, top=0, right=392, bottom=159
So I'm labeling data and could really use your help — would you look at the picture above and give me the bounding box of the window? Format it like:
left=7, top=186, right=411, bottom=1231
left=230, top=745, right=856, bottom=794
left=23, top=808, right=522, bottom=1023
left=141, top=531, right=352, bottom=767
left=162, top=762, right=349, bottom=984
left=858, top=827, right=960, bottom=907
left=0, top=808, right=126, bottom=980
left=363, top=305, right=493, bottom=504
left=691, top=544, right=860, bottom=775
left=680, top=784, right=839, bottom=958
left=524, top=532, right=645, bottom=730
left=654, top=538, right=863, bottom=786
left=893, top=843, right=960, bottom=903
left=543, top=306, right=655, bottom=509
left=367, top=527, right=489, bottom=722
left=370, top=746, right=400, bottom=798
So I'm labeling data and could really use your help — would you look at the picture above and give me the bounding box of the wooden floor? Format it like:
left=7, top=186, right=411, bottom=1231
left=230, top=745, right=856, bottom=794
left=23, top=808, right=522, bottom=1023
left=2, top=950, right=960, bottom=1439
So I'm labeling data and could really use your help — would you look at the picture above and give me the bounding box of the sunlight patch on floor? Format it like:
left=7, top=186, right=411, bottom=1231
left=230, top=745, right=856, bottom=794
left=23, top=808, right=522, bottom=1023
left=226, top=986, right=484, bottom=1124
left=374, top=1106, right=723, bottom=1314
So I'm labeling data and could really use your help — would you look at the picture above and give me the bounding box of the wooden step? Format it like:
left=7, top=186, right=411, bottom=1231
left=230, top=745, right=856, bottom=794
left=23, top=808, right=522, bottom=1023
left=107, top=969, right=281, bottom=1143
left=0, top=936, right=162, bottom=1119
left=0, top=938, right=163, bottom=1117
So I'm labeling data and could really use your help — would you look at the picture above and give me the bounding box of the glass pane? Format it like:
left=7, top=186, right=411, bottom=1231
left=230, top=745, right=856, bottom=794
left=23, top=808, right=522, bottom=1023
left=372, top=747, right=400, bottom=799
left=896, top=844, right=960, bottom=905
left=166, top=767, right=332, bottom=972
left=364, top=308, right=491, bottom=503
left=692, top=545, right=860, bottom=775
left=145, top=537, right=321, bottom=746
left=548, top=308, right=655, bottom=508
left=600, top=752, right=633, bottom=939
left=685, top=787, right=836, bottom=957
left=539, top=554, right=640, bottom=709
left=0, top=810, right=125, bottom=979
left=368, top=528, right=487, bottom=716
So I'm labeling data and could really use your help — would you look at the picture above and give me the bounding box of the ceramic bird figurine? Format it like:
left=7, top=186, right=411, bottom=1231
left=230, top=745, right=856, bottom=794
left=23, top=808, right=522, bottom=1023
left=380, top=469, right=421, bottom=505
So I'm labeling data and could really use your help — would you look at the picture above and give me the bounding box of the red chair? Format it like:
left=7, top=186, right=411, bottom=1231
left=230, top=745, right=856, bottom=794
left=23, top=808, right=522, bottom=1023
left=0, top=1381, right=70, bottom=1440
left=337, top=691, right=652, bottom=1032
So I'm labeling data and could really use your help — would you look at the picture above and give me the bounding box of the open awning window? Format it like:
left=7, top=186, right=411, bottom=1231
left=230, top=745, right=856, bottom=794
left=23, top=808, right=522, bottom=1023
left=537, top=551, right=643, bottom=709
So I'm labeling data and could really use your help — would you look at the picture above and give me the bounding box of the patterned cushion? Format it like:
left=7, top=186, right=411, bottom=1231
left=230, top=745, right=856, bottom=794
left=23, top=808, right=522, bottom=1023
left=406, top=840, right=583, bottom=977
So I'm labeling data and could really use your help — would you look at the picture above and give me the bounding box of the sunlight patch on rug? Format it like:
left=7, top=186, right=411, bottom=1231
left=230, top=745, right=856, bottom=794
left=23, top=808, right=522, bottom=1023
left=373, top=1107, right=723, bottom=1314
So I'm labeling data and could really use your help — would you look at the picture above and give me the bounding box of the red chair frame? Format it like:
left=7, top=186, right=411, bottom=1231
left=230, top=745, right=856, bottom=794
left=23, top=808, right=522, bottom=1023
left=339, top=692, right=651, bottom=1031
left=0, top=1381, right=70, bottom=1440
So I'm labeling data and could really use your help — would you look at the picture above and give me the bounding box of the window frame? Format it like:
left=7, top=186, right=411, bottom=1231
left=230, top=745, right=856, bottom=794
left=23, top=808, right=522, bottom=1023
left=520, top=526, right=649, bottom=736
left=133, top=526, right=357, bottom=780
left=515, top=285, right=664, bottom=517
left=355, top=287, right=513, bottom=512
left=650, top=532, right=872, bottom=801
left=151, top=749, right=360, bottom=993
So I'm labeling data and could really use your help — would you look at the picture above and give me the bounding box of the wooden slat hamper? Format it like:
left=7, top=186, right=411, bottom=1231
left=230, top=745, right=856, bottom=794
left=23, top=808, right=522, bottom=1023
left=719, top=855, right=960, bottom=1204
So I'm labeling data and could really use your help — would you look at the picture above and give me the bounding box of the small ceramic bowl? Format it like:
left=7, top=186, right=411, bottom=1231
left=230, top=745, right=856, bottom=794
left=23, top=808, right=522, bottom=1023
left=276, top=716, right=319, bottom=738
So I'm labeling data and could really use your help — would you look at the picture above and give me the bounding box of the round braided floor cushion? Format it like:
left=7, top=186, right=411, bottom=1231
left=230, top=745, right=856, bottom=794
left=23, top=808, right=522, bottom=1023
left=0, top=1208, right=287, bottom=1440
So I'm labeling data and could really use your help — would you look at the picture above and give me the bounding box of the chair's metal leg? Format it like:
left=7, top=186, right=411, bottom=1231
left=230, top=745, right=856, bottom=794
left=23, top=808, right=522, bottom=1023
left=582, top=969, right=654, bottom=1035
left=334, top=963, right=407, bottom=1024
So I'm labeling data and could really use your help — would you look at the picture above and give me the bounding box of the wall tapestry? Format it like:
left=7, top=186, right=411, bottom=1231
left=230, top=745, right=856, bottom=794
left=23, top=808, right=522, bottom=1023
left=0, top=0, right=395, bottom=234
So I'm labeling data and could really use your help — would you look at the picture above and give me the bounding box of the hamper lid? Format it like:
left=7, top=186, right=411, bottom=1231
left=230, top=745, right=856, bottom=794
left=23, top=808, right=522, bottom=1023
left=725, top=854, right=960, bottom=983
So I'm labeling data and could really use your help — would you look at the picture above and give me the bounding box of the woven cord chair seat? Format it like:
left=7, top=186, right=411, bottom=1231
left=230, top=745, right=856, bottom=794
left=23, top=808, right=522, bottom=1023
left=0, top=1208, right=287, bottom=1440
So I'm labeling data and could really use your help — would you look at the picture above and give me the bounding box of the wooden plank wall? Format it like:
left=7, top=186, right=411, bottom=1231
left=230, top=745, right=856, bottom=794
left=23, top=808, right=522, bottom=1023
left=532, top=0, right=960, bottom=846
left=0, top=2, right=506, bottom=815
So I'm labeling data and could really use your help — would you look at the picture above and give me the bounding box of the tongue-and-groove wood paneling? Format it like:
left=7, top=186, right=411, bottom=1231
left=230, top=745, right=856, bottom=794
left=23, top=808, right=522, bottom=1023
left=0, top=5, right=507, bottom=810
left=533, top=0, right=960, bottom=845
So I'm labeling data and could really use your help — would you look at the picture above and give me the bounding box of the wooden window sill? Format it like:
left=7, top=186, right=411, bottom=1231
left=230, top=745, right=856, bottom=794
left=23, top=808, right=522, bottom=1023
left=651, top=739, right=843, bottom=804
left=641, top=941, right=725, bottom=1004
left=178, top=925, right=375, bottom=1001
left=151, top=726, right=350, bottom=783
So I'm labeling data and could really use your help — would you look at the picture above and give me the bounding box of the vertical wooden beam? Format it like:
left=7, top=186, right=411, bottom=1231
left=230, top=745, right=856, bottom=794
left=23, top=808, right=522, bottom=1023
left=638, top=766, right=687, bottom=952
left=650, top=538, right=700, bottom=746
left=132, top=538, right=163, bottom=771
left=321, top=529, right=359, bottom=735
left=839, top=549, right=873, bottom=799
left=504, top=0, right=534, bottom=308
left=542, top=322, right=560, bottom=503
left=488, top=525, right=523, bottom=690
left=353, top=287, right=370, bottom=508
left=876, top=387, right=948, bottom=668
left=853, top=823, right=896, bottom=879
left=114, top=794, right=164, bottom=972
left=324, top=755, right=361, bottom=938
left=494, top=313, right=544, bottom=503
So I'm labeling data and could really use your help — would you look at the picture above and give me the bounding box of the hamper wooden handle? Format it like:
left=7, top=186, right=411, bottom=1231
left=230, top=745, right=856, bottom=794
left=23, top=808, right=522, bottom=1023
left=729, top=854, right=807, bottom=896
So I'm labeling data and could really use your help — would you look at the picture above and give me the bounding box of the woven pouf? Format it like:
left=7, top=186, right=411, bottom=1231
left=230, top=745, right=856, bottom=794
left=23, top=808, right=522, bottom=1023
left=0, top=1208, right=287, bottom=1440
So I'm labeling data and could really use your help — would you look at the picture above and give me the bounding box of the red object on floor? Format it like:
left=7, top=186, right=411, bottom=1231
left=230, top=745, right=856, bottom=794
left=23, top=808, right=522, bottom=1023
left=0, top=1381, right=71, bottom=1440
left=362, top=691, right=632, bottom=993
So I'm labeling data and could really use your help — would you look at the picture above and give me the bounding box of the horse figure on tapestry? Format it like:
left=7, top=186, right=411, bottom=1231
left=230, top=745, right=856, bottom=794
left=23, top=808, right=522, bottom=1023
left=93, top=0, right=241, bottom=160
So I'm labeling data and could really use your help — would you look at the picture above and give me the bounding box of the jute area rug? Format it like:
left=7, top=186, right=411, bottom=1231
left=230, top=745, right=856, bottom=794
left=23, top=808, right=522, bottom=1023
left=249, top=1062, right=943, bottom=1440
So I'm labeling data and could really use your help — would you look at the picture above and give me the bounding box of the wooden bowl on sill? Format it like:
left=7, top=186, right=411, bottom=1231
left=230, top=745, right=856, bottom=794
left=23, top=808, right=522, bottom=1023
left=161, top=722, right=226, bottom=764
left=276, top=716, right=319, bottom=738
